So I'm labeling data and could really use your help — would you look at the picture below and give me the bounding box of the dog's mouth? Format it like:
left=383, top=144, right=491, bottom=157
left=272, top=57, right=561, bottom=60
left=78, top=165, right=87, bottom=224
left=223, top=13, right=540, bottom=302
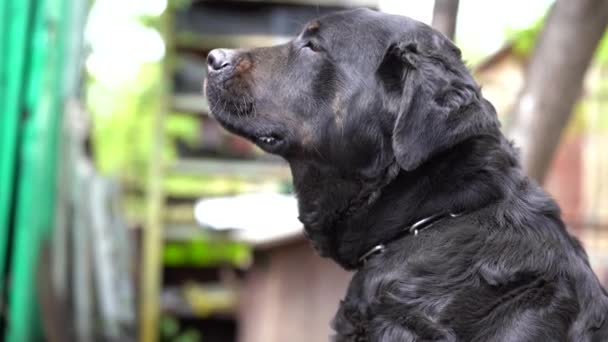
left=241, top=130, right=287, bottom=154
left=215, top=115, right=287, bottom=153
left=257, top=134, right=281, bottom=147
left=250, top=132, right=286, bottom=153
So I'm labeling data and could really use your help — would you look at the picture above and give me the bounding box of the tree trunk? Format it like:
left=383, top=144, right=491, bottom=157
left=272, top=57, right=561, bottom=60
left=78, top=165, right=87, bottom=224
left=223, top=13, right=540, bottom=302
left=507, top=0, right=608, bottom=183
left=432, top=0, right=460, bottom=41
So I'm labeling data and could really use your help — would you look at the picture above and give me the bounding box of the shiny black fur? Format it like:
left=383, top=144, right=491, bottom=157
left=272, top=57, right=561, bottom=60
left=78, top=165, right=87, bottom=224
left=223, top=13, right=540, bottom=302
left=206, top=9, right=608, bottom=341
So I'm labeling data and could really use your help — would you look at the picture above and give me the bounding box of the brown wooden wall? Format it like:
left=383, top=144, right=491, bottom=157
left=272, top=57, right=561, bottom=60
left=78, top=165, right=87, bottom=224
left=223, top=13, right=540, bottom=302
left=238, top=239, right=352, bottom=342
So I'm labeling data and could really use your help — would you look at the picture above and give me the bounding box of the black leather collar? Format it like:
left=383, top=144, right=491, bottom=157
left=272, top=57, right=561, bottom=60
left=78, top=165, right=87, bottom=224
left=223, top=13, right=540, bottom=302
left=357, top=212, right=462, bottom=267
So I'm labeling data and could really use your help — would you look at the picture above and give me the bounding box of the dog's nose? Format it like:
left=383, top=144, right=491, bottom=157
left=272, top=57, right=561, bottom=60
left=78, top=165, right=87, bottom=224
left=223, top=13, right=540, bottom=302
left=207, top=49, right=234, bottom=72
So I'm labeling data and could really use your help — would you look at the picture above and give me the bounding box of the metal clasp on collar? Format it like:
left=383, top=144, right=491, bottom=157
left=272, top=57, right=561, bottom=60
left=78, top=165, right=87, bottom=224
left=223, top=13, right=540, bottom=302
left=358, top=244, right=386, bottom=265
left=357, top=212, right=463, bottom=267
left=407, top=212, right=461, bottom=235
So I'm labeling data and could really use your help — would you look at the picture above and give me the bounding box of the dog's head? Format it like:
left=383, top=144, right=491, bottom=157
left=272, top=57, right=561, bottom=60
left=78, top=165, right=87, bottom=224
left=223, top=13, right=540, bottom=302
left=206, top=8, right=500, bottom=260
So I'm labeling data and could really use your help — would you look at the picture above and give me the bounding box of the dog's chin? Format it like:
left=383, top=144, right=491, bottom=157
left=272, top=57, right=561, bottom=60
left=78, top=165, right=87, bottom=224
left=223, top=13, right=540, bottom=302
left=210, top=108, right=288, bottom=155
left=206, top=84, right=288, bottom=154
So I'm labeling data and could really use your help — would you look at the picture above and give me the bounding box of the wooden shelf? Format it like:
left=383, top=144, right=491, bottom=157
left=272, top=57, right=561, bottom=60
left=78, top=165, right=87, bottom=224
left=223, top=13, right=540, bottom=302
left=163, top=224, right=210, bottom=241
left=172, top=93, right=209, bottom=115
left=174, top=2, right=361, bottom=49
left=166, top=158, right=291, bottom=180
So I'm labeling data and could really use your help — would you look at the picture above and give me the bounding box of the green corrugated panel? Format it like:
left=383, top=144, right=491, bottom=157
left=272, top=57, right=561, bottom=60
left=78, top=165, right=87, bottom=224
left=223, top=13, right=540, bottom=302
left=0, top=0, right=33, bottom=300
left=1, top=0, right=87, bottom=337
left=5, top=0, right=70, bottom=339
left=4, top=0, right=50, bottom=340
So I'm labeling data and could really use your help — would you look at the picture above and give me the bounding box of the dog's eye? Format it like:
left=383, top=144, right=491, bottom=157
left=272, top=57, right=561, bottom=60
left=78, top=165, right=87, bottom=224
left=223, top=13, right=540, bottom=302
left=302, top=41, right=321, bottom=53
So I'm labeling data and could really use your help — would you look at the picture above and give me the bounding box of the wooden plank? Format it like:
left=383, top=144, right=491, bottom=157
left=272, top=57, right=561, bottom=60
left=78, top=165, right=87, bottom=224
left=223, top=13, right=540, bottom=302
left=176, top=32, right=291, bottom=51
left=139, top=6, right=170, bottom=342
left=223, top=0, right=376, bottom=6
left=174, top=2, right=358, bottom=39
left=172, top=93, right=209, bottom=115
left=238, top=240, right=352, bottom=342
left=167, top=158, right=291, bottom=180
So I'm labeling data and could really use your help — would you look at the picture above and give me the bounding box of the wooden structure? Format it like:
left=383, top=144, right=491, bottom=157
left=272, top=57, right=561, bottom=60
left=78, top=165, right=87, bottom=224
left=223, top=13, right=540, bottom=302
left=238, top=237, right=351, bottom=342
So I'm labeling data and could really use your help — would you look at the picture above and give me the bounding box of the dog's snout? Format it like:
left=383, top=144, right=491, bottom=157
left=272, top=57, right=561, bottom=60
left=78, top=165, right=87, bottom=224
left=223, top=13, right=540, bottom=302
left=207, top=49, right=234, bottom=72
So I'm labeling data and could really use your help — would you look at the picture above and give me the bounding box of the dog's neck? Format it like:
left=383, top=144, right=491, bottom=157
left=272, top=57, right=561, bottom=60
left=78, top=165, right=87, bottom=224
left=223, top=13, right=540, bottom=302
left=293, top=134, right=524, bottom=270
left=356, top=211, right=464, bottom=267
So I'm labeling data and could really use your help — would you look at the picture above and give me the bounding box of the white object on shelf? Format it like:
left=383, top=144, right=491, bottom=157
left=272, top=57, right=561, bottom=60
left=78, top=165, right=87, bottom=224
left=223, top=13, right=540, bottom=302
left=194, top=192, right=303, bottom=246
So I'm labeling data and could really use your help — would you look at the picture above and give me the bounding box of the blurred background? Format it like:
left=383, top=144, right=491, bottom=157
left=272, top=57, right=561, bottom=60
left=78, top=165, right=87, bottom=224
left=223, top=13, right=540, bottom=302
left=0, top=0, right=607, bottom=341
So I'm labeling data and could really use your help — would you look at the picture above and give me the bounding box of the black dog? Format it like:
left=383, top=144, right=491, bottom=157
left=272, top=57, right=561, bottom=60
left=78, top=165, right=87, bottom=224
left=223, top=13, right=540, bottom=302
left=205, top=8, right=608, bottom=341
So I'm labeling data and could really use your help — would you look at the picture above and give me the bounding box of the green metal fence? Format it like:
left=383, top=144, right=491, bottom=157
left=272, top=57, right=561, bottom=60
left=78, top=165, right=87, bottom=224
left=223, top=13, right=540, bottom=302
left=0, top=0, right=87, bottom=340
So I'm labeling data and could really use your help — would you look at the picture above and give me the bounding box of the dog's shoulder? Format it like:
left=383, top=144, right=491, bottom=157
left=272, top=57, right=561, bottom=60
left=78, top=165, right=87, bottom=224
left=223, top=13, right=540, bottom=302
left=332, top=209, right=608, bottom=341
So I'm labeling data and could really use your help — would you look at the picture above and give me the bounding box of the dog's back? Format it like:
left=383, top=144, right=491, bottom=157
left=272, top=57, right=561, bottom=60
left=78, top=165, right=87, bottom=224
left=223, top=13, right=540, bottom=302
left=332, top=180, right=608, bottom=341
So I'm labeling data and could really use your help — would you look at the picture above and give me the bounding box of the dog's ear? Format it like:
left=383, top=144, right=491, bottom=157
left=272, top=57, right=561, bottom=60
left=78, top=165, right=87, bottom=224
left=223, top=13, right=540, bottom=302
left=379, top=30, right=499, bottom=171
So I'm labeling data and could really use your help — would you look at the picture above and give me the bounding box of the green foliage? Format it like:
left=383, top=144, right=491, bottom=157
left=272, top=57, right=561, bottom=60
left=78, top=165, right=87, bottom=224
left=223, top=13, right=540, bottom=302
left=504, top=10, right=608, bottom=135
left=165, top=114, right=201, bottom=162
left=595, top=33, right=608, bottom=62
left=160, top=315, right=180, bottom=339
left=87, top=62, right=162, bottom=183
left=507, top=13, right=608, bottom=63
left=164, top=238, right=251, bottom=267
left=169, top=0, right=193, bottom=10
left=160, top=315, right=202, bottom=342
left=506, top=17, right=545, bottom=57
left=87, top=61, right=209, bottom=225
left=163, top=175, right=285, bottom=197
left=167, top=114, right=199, bottom=142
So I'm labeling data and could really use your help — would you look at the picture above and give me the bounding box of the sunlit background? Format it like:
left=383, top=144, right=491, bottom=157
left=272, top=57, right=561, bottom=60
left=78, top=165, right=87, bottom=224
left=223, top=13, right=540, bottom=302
left=1, top=0, right=607, bottom=341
